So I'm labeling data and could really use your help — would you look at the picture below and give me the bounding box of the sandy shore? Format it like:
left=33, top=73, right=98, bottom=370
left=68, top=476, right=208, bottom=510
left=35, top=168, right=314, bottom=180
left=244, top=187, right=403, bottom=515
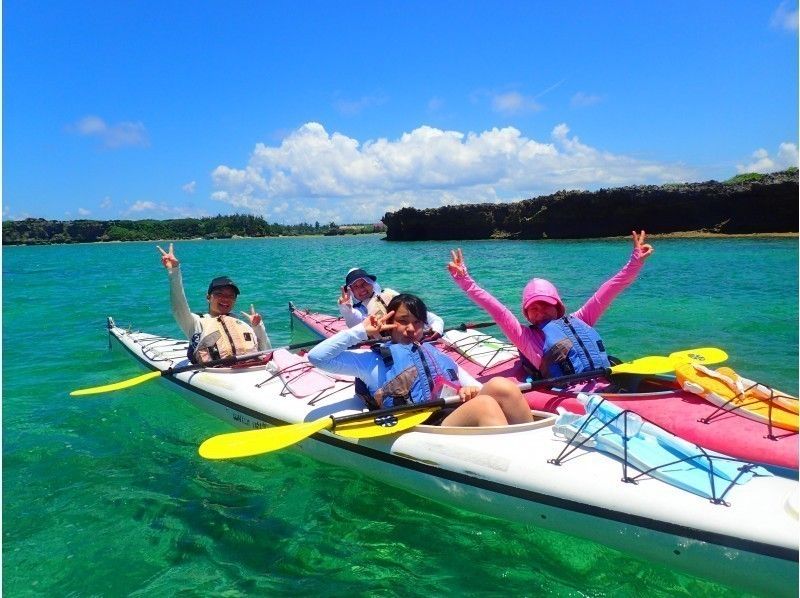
left=630, top=231, right=797, bottom=239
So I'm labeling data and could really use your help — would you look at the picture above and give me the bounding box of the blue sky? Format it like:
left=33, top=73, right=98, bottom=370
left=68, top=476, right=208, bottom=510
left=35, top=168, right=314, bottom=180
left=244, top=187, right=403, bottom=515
left=3, top=1, right=798, bottom=224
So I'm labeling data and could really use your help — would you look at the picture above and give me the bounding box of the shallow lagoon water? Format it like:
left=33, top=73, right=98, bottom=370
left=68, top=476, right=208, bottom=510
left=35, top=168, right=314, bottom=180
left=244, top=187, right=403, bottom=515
left=3, top=236, right=797, bottom=596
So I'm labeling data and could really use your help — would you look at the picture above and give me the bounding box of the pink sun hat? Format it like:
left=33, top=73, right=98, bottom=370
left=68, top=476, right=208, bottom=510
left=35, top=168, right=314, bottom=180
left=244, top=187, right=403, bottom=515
left=521, top=278, right=566, bottom=320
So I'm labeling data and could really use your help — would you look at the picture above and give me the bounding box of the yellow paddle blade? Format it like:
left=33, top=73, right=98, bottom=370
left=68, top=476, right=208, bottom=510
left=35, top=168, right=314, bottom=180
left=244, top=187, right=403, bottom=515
left=334, top=408, right=437, bottom=439
left=611, top=355, right=675, bottom=375
left=198, top=417, right=333, bottom=459
left=669, top=347, right=728, bottom=366
left=70, top=370, right=162, bottom=396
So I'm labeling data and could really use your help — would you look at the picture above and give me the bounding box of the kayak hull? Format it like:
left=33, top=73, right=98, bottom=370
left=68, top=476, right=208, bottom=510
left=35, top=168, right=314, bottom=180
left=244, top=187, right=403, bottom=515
left=103, top=318, right=799, bottom=596
left=289, top=304, right=799, bottom=472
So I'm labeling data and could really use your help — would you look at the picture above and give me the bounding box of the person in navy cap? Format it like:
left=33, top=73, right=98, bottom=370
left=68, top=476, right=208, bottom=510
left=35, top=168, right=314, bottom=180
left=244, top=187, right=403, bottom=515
left=157, top=243, right=271, bottom=363
left=337, top=267, right=444, bottom=339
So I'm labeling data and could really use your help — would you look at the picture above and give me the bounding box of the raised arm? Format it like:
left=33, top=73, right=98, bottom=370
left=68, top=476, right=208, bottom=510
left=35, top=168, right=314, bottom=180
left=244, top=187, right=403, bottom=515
left=447, top=248, right=530, bottom=349
left=307, top=323, right=376, bottom=382
left=573, top=230, right=654, bottom=326
left=157, top=243, right=199, bottom=339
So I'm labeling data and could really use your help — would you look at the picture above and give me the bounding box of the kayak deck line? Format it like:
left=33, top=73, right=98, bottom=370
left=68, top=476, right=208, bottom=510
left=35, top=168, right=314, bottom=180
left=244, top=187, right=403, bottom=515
left=441, top=328, right=519, bottom=374
left=689, top=381, right=798, bottom=438
left=550, top=395, right=770, bottom=505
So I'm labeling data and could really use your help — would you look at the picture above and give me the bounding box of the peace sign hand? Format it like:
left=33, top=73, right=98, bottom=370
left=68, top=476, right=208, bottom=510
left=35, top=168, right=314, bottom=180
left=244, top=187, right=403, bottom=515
left=632, top=230, right=654, bottom=260
left=338, top=285, right=351, bottom=305
left=364, top=310, right=396, bottom=339
left=156, top=243, right=179, bottom=269
left=240, top=304, right=263, bottom=327
left=447, top=248, right=468, bottom=277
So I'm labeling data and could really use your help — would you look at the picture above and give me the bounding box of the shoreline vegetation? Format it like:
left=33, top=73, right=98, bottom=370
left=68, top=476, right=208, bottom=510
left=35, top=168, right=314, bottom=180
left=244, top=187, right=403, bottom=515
left=1, top=215, right=386, bottom=246
left=3, top=169, right=797, bottom=246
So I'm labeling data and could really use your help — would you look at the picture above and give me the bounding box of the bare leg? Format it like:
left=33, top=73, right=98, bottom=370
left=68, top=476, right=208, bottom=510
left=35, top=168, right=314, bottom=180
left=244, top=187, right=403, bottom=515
left=479, top=377, right=534, bottom=424
left=441, top=395, right=507, bottom=427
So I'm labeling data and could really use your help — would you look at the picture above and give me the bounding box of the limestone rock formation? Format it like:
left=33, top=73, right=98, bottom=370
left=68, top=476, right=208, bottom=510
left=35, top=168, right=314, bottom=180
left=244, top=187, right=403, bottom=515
left=382, top=170, right=798, bottom=241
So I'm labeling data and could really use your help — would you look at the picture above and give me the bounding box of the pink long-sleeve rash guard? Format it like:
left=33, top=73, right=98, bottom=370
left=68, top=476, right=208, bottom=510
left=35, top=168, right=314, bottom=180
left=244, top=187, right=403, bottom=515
left=450, top=249, right=646, bottom=371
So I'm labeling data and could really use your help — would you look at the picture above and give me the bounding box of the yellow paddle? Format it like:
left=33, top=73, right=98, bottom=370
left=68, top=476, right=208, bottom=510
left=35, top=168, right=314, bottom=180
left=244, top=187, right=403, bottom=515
left=198, top=349, right=719, bottom=460
left=71, top=370, right=165, bottom=396
left=517, top=347, right=728, bottom=391
left=72, top=321, right=498, bottom=397
left=198, top=403, right=448, bottom=459
left=70, top=338, right=327, bottom=397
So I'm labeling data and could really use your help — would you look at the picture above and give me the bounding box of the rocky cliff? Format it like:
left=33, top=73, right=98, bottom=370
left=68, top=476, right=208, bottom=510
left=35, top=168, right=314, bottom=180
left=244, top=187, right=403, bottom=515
left=382, top=170, right=798, bottom=241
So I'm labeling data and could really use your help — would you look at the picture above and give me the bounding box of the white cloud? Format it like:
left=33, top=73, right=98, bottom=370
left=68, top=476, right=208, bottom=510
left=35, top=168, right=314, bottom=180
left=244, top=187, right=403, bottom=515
left=123, top=201, right=208, bottom=218
left=737, top=142, right=799, bottom=173
left=67, top=115, right=149, bottom=148
left=3, top=206, right=34, bottom=220
left=78, top=207, right=91, bottom=216
left=771, top=2, right=798, bottom=31
left=100, top=196, right=112, bottom=209
left=182, top=181, right=197, bottom=194
left=427, top=96, right=445, bottom=112
left=571, top=91, right=603, bottom=107
left=127, top=201, right=159, bottom=213
left=210, top=121, right=693, bottom=223
left=491, top=91, right=543, bottom=114
left=333, top=93, right=388, bottom=116
left=3, top=206, right=18, bottom=220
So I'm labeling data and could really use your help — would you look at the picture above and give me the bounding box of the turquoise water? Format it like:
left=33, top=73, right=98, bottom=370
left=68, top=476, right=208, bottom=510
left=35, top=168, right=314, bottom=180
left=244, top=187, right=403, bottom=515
left=3, top=236, right=798, bottom=596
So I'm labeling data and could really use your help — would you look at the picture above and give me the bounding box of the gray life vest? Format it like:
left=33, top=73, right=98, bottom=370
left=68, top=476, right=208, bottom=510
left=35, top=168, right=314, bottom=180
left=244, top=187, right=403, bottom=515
left=188, top=314, right=258, bottom=364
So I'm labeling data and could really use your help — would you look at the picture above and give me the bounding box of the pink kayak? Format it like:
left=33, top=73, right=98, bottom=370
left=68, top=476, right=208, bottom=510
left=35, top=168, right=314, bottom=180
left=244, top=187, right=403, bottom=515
left=289, top=303, right=799, bottom=472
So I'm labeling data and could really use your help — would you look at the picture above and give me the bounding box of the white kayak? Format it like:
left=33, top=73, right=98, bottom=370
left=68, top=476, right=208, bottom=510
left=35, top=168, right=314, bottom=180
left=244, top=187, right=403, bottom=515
left=101, top=318, right=799, bottom=596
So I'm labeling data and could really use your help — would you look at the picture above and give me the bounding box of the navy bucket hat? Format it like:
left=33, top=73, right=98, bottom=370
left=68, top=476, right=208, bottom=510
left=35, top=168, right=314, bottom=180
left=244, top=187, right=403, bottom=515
left=344, top=268, right=377, bottom=288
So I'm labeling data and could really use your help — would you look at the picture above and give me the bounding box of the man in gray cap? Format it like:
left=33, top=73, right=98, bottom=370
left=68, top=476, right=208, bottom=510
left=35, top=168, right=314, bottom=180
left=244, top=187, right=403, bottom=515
left=157, top=243, right=271, bottom=363
left=337, top=267, right=444, bottom=338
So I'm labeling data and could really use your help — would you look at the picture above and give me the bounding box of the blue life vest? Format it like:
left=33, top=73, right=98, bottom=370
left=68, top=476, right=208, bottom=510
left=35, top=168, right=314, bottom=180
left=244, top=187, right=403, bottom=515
left=520, top=315, right=610, bottom=378
left=355, top=342, right=460, bottom=409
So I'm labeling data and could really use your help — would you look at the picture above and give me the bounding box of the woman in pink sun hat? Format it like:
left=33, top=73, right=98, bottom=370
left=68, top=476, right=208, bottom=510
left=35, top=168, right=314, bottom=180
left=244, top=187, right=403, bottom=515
left=447, top=231, right=654, bottom=382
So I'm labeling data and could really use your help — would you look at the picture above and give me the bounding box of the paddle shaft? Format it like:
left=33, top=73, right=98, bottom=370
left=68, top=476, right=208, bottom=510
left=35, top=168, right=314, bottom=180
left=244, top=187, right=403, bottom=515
left=171, top=319, right=493, bottom=373
left=516, top=356, right=696, bottom=392
left=330, top=393, right=463, bottom=429
left=517, top=347, right=730, bottom=392
left=449, top=321, right=495, bottom=332
left=518, top=368, right=613, bottom=392
left=161, top=337, right=324, bottom=377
